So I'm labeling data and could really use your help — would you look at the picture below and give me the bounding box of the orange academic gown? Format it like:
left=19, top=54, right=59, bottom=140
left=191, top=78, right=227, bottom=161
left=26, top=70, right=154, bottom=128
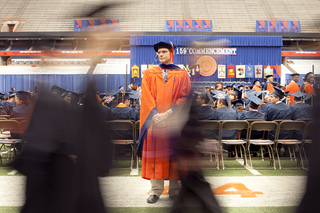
left=303, top=83, right=316, bottom=96
left=264, top=82, right=274, bottom=93
left=252, top=85, right=261, bottom=92
left=139, top=66, right=191, bottom=180
left=285, top=81, right=301, bottom=105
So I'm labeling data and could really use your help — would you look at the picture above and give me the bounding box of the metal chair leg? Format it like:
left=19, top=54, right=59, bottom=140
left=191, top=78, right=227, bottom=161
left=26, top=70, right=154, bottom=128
left=275, top=143, right=282, bottom=169
left=248, top=143, right=253, bottom=169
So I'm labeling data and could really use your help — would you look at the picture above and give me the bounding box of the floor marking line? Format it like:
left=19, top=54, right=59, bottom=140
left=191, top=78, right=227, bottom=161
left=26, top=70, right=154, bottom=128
left=236, top=159, right=262, bottom=175
left=7, top=170, right=18, bottom=175
left=130, top=169, right=138, bottom=175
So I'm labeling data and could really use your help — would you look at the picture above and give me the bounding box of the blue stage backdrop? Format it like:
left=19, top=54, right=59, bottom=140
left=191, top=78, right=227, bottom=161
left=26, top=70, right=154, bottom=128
left=130, top=35, right=282, bottom=85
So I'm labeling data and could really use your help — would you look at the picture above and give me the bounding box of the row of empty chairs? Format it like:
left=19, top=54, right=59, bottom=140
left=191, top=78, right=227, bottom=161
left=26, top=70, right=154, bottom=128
left=199, top=119, right=313, bottom=170
left=0, top=117, right=28, bottom=164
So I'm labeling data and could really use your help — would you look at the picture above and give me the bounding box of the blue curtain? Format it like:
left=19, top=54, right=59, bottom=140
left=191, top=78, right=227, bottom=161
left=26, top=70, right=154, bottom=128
left=0, top=74, right=109, bottom=93
left=106, top=74, right=131, bottom=92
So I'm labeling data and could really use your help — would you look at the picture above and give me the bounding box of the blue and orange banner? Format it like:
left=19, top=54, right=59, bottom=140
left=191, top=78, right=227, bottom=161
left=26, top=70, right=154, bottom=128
left=165, top=20, right=174, bottom=32
left=174, top=20, right=183, bottom=32
left=74, top=20, right=83, bottom=32
left=202, top=20, right=212, bottom=32
left=291, top=21, right=301, bottom=33
left=273, top=65, right=281, bottom=79
left=267, top=21, right=277, bottom=32
left=256, top=20, right=266, bottom=32
left=184, top=20, right=193, bottom=32
left=74, top=20, right=119, bottom=32
left=192, top=20, right=202, bottom=32
left=277, top=21, right=289, bottom=33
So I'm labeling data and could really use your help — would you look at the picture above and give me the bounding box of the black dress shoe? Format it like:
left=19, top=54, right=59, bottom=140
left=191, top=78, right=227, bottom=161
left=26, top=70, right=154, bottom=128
left=147, top=195, right=159, bottom=204
left=169, top=195, right=178, bottom=201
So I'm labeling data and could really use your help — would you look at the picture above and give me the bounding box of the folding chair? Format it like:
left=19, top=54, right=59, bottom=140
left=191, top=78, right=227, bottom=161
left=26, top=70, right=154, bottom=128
left=10, top=117, right=28, bottom=123
left=220, top=120, right=249, bottom=170
left=248, top=121, right=278, bottom=169
left=198, top=120, right=222, bottom=169
left=301, top=121, right=313, bottom=170
left=275, top=120, right=306, bottom=170
left=0, top=120, right=21, bottom=164
left=297, top=118, right=313, bottom=124
left=106, top=120, right=137, bottom=171
left=0, top=115, right=9, bottom=119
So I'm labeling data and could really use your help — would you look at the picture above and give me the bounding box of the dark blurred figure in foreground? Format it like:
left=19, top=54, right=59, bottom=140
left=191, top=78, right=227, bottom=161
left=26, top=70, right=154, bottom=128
left=171, top=94, right=222, bottom=213
left=296, top=88, right=319, bottom=213
left=11, top=83, right=113, bottom=213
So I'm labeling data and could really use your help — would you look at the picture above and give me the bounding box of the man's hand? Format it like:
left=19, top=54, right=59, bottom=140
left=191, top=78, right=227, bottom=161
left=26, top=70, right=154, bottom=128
left=152, top=112, right=169, bottom=124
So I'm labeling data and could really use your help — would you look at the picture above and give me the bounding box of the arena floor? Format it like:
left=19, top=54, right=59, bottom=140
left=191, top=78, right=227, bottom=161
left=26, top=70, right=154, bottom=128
left=0, top=155, right=308, bottom=213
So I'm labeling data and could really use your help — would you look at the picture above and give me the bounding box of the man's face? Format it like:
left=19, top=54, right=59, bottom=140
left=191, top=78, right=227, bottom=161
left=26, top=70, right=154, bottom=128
left=264, top=94, right=269, bottom=103
left=65, top=96, right=72, bottom=104
left=255, top=81, right=261, bottom=86
left=292, top=75, right=299, bottom=83
left=51, top=91, right=59, bottom=97
left=15, top=96, right=22, bottom=106
left=196, top=95, right=204, bottom=106
left=157, top=48, right=171, bottom=65
left=308, top=74, right=315, bottom=83
left=119, top=87, right=123, bottom=92
left=269, top=94, right=279, bottom=104
left=267, top=76, right=273, bottom=82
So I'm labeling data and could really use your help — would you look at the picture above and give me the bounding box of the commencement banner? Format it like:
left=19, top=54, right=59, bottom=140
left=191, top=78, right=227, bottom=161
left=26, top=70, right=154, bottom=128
left=254, top=65, right=262, bottom=78
left=264, top=65, right=273, bottom=78
left=227, top=65, right=235, bottom=78
left=245, top=65, right=254, bottom=78
left=218, top=65, right=226, bottom=78
left=175, top=48, right=237, bottom=55
left=236, top=65, right=246, bottom=78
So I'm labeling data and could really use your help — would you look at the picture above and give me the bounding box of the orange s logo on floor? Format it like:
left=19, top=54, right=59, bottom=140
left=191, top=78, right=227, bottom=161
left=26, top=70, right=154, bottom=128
left=212, top=182, right=263, bottom=198
left=148, top=182, right=262, bottom=198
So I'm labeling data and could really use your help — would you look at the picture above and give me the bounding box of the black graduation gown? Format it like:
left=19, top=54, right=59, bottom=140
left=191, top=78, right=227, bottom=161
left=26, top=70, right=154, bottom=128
left=109, top=104, right=138, bottom=140
left=99, top=105, right=111, bottom=121
left=239, top=110, right=265, bottom=139
left=290, top=102, right=313, bottom=139
left=171, top=102, right=222, bottom=213
left=195, top=105, right=215, bottom=138
left=212, top=107, right=238, bottom=139
left=296, top=89, right=320, bottom=213
left=1, top=101, right=15, bottom=115
left=242, top=98, right=250, bottom=106
left=265, top=102, right=292, bottom=140
left=11, top=86, right=112, bottom=213
left=259, top=103, right=270, bottom=114
left=10, top=105, right=32, bottom=118
left=290, top=102, right=313, bottom=120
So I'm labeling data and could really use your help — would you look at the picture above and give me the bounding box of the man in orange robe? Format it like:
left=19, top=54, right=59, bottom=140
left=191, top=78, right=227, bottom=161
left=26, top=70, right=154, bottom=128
left=137, top=41, right=191, bottom=204
left=252, top=80, right=261, bottom=91
left=264, top=75, right=275, bottom=93
left=285, top=73, right=301, bottom=105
